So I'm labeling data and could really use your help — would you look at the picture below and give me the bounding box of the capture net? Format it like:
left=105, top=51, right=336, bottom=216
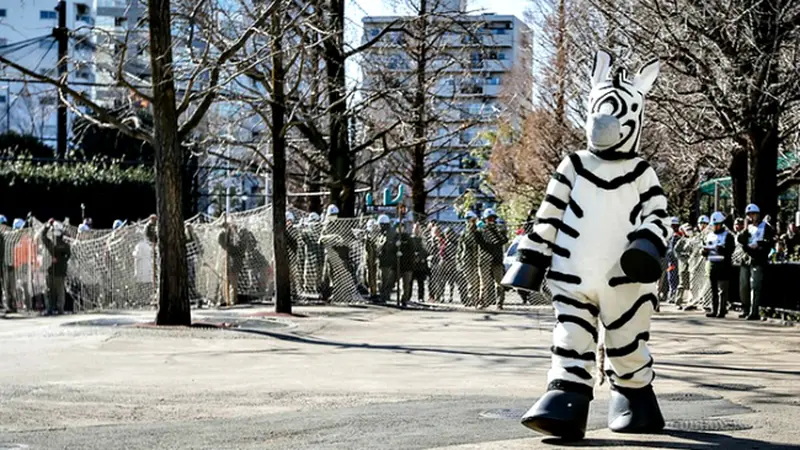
left=0, top=212, right=714, bottom=313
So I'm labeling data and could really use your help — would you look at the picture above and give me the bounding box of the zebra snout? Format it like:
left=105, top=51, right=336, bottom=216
left=588, top=113, right=621, bottom=150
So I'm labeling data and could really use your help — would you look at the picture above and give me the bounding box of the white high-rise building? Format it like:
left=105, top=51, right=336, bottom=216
left=0, top=0, right=142, bottom=146
left=362, top=4, right=532, bottom=221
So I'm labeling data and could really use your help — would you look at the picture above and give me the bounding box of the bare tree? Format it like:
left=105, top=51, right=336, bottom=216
left=0, top=0, right=281, bottom=325
left=589, top=0, right=800, bottom=218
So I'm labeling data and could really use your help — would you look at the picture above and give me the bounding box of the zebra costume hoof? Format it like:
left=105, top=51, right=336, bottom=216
left=608, top=384, right=665, bottom=433
left=501, top=262, right=546, bottom=293
left=621, top=238, right=663, bottom=284
left=520, top=390, right=591, bottom=441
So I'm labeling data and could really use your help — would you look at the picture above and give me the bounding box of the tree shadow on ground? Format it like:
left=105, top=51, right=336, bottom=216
left=229, top=327, right=549, bottom=360
left=544, top=430, right=799, bottom=449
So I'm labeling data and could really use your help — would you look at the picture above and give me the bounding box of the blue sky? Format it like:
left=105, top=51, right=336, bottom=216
left=345, top=0, right=530, bottom=83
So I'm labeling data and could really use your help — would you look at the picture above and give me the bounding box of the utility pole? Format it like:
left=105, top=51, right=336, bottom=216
left=54, top=0, right=68, bottom=159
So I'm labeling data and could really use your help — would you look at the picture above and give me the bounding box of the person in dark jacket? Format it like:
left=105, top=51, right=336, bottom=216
left=286, top=212, right=301, bottom=301
left=396, top=223, right=416, bottom=307
left=410, top=223, right=429, bottom=303
left=0, top=215, right=14, bottom=313
left=737, top=203, right=773, bottom=320
left=40, top=220, right=71, bottom=315
left=702, top=212, right=735, bottom=318
left=477, top=208, right=508, bottom=309
left=459, top=211, right=480, bottom=307
left=377, top=214, right=397, bottom=303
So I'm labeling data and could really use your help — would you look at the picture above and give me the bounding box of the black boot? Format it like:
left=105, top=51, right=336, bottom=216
left=520, top=390, right=591, bottom=441
left=608, top=384, right=665, bottom=433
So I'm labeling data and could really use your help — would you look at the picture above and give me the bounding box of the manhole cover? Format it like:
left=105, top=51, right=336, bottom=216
left=708, top=383, right=763, bottom=391
left=666, top=418, right=753, bottom=432
left=660, top=392, right=721, bottom=402
left=63, top=318, right=144, bottom=327
left=676, top=349, right=733, bottom=355
left=479, top=408, right=526, bottom=419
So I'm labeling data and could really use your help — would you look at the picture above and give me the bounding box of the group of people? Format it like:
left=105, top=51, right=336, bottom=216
left=284, top=204, right=511, bottom=309
left=662, top=203, right=773, bottom=320
left=0, top=216, right=73, bottom=315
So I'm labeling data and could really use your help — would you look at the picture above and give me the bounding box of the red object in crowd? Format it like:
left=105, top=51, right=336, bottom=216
left=516, top=228, right=525, bottom=235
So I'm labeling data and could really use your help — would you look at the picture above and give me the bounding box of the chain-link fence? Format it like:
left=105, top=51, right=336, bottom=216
left=1, top=209, right=726, bottom=314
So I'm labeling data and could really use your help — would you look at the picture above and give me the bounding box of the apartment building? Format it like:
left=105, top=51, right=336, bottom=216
left=0, top=0, right=144, bottom=145
left=362, top=1, right=532, bottom=221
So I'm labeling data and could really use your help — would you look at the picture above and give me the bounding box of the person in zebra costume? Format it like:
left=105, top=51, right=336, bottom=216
left=503, top=50, right=669, bottom=440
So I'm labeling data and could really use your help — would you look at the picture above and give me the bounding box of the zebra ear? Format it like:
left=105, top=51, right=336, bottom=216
left=591, top=49, right=614, bottom=87
left=634, top=59, right=660, bottom=94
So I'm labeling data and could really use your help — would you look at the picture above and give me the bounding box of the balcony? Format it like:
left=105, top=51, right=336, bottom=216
left=76, top=15, right=95, bottom=26
left=482, top=33, right=513, bottom=48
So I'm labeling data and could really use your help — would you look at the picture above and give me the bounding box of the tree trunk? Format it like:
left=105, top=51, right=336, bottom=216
left=271, top=12, right=292, bottom=315
left=729, top=146, right=748, bottom=216
left=149, top=0, right=190, bottom=326
left=410, top=0, right=428, bottom=218
left=748, top=122, right=779, bottom=222
left=324, top=0, right=355, bottom=217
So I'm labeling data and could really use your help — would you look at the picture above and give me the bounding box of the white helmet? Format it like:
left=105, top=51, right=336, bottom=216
left=745, top=203, right=760, bottom=214
left=112, top=219, right=126, bottom=230
left=377, top=214, right=391, bottom=225
left=482, top=208, right=497, bottom=219
left=326, top=204, right=340, bottom=216
left=286, top=211, right=296, bottom=222
left=710, top=211, right=726, bottom=225
left=0, top=215, right=6, bottom=225
left=670, top=216, right=680, bottom=225
left=465, top=211, right=478, bottom=220
left=697, top=215, right=710, bottom=225
left=12, top=218, right=25, bottom=229
left=307, top=212, right=320, bottom=222
left=78, top=223, right=91, bottom=232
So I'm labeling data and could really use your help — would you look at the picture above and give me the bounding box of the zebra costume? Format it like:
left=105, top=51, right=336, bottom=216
left=503, top=50, right=670, bottom=440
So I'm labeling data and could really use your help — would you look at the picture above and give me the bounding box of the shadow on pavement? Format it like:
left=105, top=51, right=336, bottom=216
left=230, top=327, right=549, bottom=360
left=544, top=430, right=799, bottom=449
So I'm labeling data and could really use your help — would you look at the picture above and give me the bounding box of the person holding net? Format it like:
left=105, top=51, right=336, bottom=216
left=39, top=220, right=71, bottom=316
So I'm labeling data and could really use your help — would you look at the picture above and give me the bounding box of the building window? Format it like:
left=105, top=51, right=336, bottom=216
left=369, top=28, right=379, bottom=37
left=39, top=96, right=58, bottom=106
left=40, top=10, right=58, bottom=20
left=497, top=53, right=506, bottom=60
left=0, top=95, right=6, bottom=103
left=0, top=9, right=7, bottom=18
left=0, top=38, right=7, bottom=47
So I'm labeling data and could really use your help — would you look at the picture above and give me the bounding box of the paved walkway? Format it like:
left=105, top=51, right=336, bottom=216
left=0, top=305, right=798, bottom=449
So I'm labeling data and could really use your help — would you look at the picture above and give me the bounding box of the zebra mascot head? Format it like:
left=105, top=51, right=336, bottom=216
left=586, top=50, right=660, bottom=159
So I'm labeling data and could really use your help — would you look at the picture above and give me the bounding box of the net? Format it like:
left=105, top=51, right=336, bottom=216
left=0, top=211, right=718, bottom=313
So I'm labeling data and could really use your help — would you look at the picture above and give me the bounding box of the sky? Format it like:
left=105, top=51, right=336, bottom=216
left=344, top=0, right=531, bottom=84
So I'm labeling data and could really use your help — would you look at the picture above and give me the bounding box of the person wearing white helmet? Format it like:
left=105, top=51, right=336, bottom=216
left=319, top=204, right=360, bottom=303
left=376, top=213, right=399, bottom=303
left=325, top=204, right=339, bottom=220
left=701, top=212, right=734, bottom=318
left=664, top=217, right=684, bottom=306
left=39, top=219, right=72, bottom=315
left=284, top=211, right=301, bottom=301
left=459, top=210, right=481, bottom=306
left=362, top=218, right=380, bottom=299
left=737, top=203, right=773, bottom=320
left=672, top=223, right=694, bottom=308
left=477, top=208, right=508, bottom=309
left=299, top=212, right=324, bottom=298
left=697, top=215, right=709, bottom=232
